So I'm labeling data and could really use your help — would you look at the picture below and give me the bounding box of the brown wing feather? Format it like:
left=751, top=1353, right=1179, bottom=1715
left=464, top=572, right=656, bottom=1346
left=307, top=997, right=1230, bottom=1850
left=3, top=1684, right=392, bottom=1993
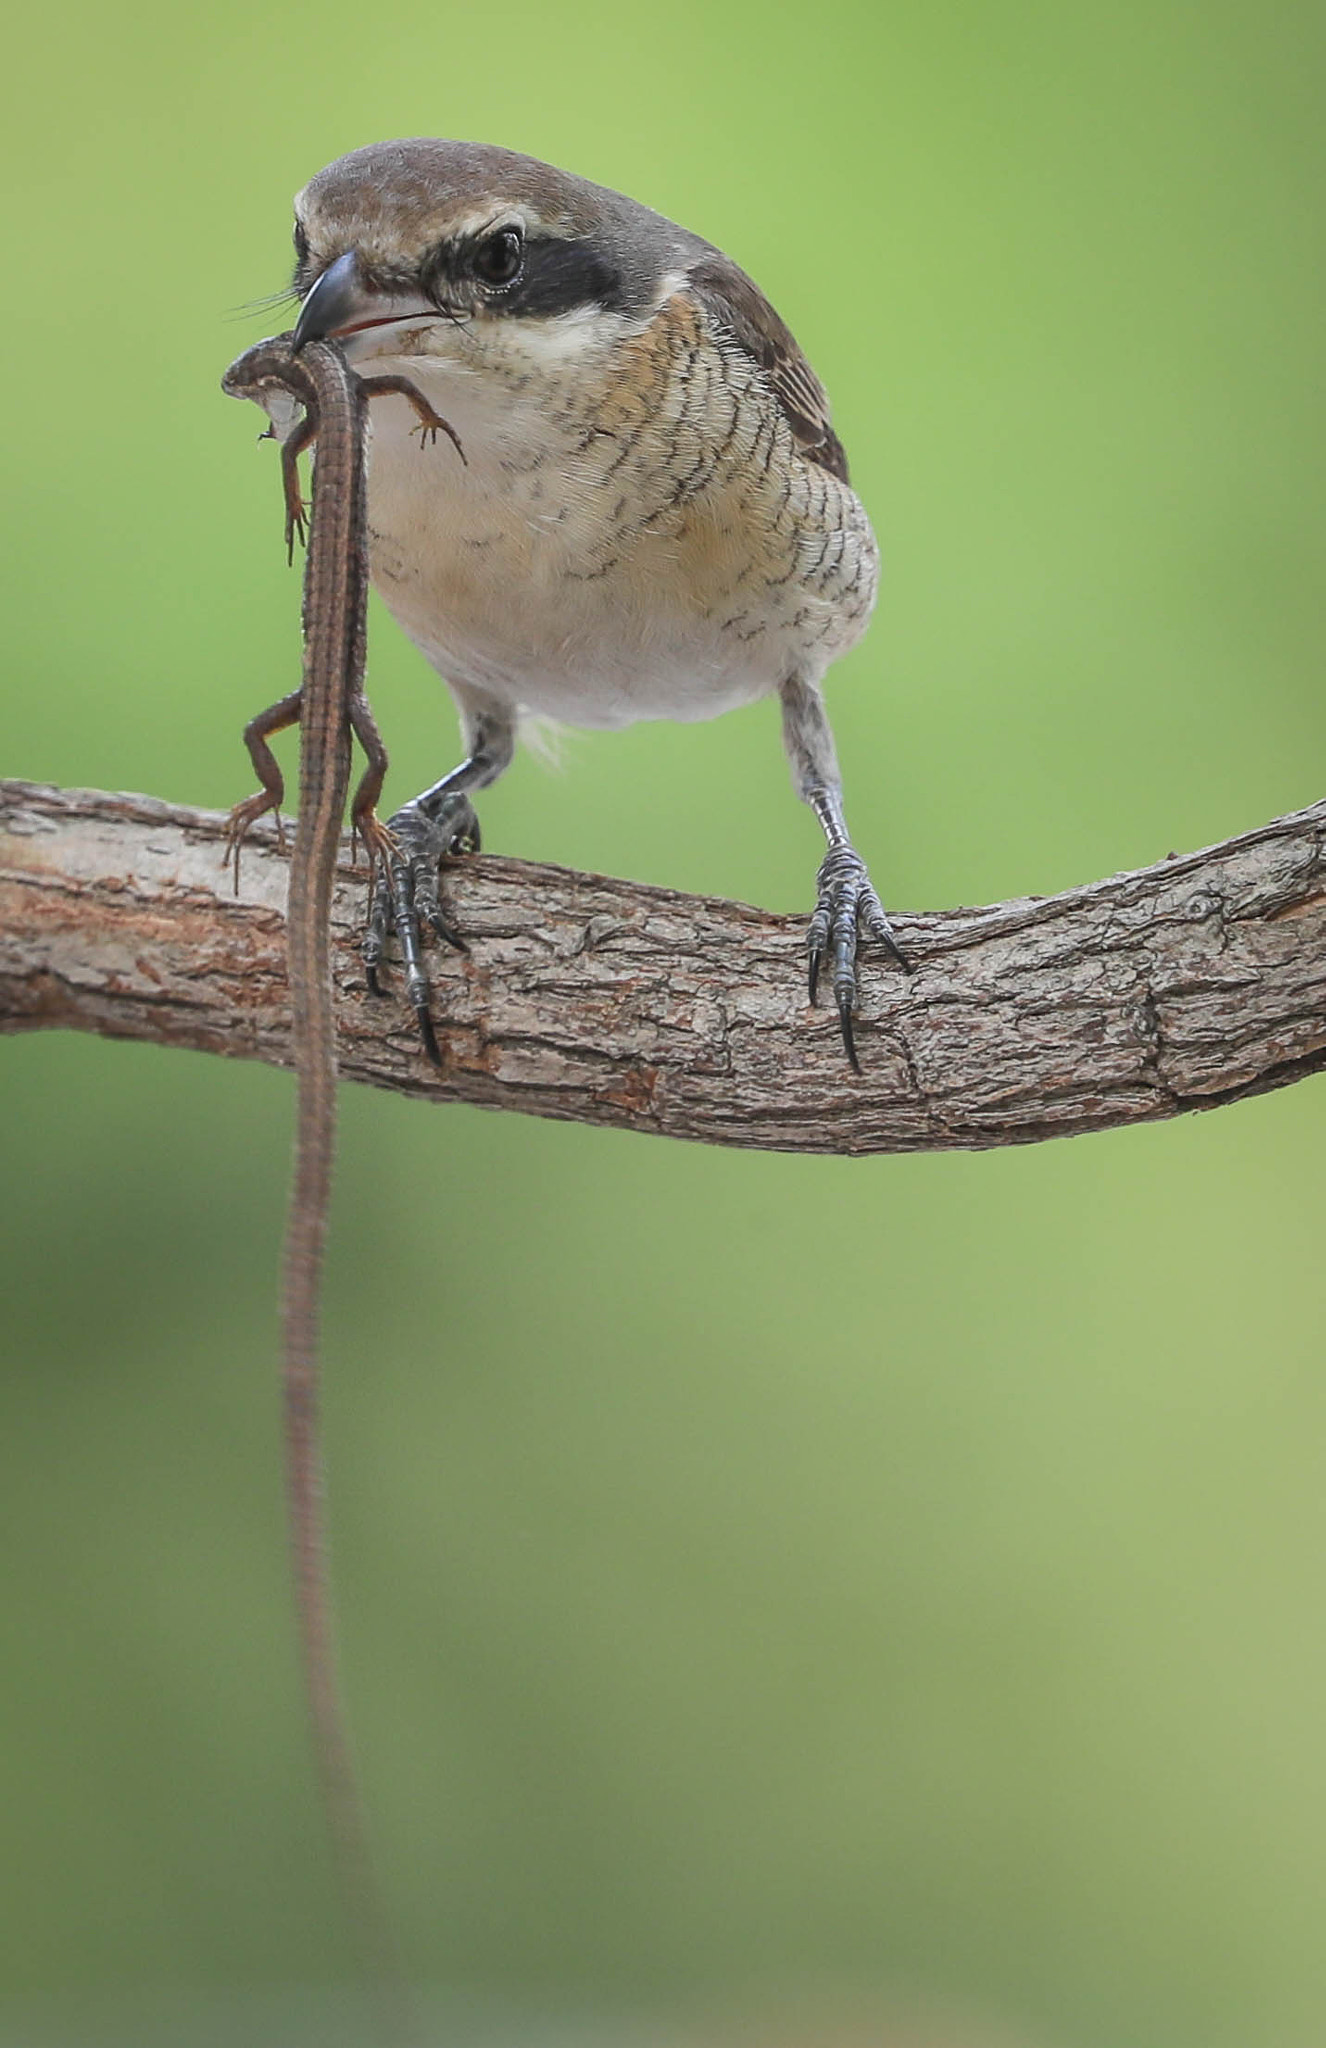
left=686, top=250, right=850, bottom=484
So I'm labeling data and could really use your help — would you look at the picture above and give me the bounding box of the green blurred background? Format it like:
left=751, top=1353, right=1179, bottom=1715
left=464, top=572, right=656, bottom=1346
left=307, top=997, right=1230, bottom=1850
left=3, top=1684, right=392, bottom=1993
left=3, top=2, right=1325, bottom=2043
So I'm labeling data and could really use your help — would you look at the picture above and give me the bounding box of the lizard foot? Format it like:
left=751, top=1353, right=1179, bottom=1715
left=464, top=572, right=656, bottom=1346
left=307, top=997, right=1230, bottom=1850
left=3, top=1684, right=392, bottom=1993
left=223, top=791, right=286, bottom=891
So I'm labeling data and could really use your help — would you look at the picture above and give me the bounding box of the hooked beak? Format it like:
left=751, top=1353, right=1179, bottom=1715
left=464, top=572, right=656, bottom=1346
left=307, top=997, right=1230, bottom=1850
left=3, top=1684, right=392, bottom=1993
left=292, top=250, right=461, bottom=353
left=292, top=250, right=368, bottom=350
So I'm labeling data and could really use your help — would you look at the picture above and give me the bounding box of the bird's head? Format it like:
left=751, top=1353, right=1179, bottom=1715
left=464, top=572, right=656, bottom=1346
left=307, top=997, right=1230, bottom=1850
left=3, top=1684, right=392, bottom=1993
left=290, top=139, right=696, bottom=367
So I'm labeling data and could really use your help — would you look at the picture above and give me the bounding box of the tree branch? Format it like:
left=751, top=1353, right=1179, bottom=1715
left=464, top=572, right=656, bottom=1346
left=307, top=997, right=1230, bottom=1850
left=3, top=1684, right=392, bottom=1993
left=2, top=777, right=1323, bottom=1154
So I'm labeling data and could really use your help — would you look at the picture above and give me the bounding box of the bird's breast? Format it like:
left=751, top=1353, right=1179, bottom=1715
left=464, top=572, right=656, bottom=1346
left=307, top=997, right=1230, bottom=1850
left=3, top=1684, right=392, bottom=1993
left=351, top=297, right=878, bottom=728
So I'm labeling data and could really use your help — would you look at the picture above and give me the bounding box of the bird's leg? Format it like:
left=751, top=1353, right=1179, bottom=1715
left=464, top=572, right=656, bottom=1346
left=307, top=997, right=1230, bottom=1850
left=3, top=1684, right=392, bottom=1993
left=779, top=675, right=907, bottom=1071
left=363, top=701, right=517, bottom=1063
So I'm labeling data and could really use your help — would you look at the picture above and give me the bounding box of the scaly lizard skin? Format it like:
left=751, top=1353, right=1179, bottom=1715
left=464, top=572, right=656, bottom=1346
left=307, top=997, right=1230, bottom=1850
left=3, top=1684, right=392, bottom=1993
left=221, top=331, right=459, bottom=2033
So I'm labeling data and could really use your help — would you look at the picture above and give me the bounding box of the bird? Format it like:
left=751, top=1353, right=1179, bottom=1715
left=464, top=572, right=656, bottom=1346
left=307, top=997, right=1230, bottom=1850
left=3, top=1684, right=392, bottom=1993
left=281, top=137, right=905, bottom=1068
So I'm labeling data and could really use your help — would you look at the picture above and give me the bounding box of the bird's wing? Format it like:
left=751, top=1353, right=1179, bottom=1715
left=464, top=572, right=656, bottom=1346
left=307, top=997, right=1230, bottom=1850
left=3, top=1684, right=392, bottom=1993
left=685, top=250, right=850, bottom=485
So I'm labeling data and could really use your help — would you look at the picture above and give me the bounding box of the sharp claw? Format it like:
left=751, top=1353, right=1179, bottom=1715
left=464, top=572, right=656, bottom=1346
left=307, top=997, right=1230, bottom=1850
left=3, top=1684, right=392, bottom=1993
left=836, top=991, right=861, bottom=1074
left=366, top=964, right=387, bottom=997
left=416, top=1005, right=442, bottom=1066
left=873, top=920, right=910, bottom=972
left=429, top=914, right=468, bottom=953
left=808, top=945, right=823, bottom=1006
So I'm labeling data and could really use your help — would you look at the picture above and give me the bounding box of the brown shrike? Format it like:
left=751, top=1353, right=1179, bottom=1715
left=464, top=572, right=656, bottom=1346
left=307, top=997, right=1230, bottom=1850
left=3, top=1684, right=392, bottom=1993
left=278, top=138, right=905, bottom=1068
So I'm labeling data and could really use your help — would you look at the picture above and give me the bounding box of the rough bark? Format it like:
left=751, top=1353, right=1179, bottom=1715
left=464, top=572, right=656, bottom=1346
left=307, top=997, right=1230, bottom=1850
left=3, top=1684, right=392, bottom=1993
left=2, top=777, right=1323, bottom=1154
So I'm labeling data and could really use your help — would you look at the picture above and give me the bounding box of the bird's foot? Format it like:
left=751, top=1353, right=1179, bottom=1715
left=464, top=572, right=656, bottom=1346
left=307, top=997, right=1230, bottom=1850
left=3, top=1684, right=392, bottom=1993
left=362, top=791, right=480, bottom=1063
left=807, top=843, right=908, bottom=1072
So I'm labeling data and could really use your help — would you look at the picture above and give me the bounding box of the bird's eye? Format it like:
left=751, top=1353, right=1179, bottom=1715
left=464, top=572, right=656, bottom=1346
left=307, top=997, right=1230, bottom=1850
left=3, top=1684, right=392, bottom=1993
left=472, top=227, right=523, bottom=288
left=293, top=220, right=309, bottom=265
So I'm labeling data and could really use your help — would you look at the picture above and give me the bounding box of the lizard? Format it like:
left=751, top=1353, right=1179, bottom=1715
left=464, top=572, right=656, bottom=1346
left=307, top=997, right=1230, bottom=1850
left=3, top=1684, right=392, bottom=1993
left=220, top=329, right=462, bottom=2028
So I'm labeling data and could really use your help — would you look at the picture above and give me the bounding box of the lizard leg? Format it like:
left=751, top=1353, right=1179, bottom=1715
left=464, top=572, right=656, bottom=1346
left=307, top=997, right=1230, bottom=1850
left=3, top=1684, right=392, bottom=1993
left=363, top=697, right=516, bottom=1064
left=347, top=689, right=390, bottom=858
left=779, top=674, right=908, bottom=1072
left=223, top=687, right=303, bottom=888
left=277, top=371, right=463, bottom=570
left=280, top=416, right=317, bottom=562
left=356, top=375, right=466, bottom=465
